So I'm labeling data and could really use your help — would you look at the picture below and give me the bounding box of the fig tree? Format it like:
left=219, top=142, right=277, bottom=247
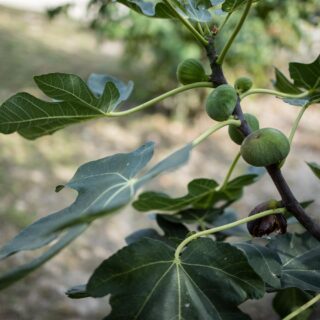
left=176, top=59, right=208, bottom=85
left=228, top=113, right=259, bottom=145
left=205, top=84, right=238, bottom=121
left=241, top=128, right=290, bottom=167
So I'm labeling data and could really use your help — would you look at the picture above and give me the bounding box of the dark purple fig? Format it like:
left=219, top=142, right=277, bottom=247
left=247, top=200, right=287, bottom=237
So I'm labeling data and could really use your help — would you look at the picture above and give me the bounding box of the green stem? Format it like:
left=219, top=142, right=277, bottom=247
left=288, top=104, right=308, bottom=144
left=197, top=22, right=204, bottom=35
left=219, top=12, right=232, bottom=32
left=191, top=119, right=241, bottom=147
left=217, top=151, right=241, bottom=190
left=283, top=294, right=320, bottom=320
left=216, top=0, right=253, bottom=65
left=204, top=23, right=211, bottom=35
left=163, top=0, right=208, bottom=46
left=108, top=82, right=212, bottom=117
left=240, top=88, right=311, bottom=100
left=174, top=208, right=285, bottom=260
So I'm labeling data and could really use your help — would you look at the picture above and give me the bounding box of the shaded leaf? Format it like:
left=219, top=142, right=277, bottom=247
left=273, top=68, right=302, bottom=94
left=307, top=162, right=320, bottom=180
left=273, top=288, right=313, bottom=320
left=289, top=55, right=320, bottom=90
left=272, top=56, right=320, bottom=106
left=0, top=142, right=191, bottom=262
left=268, top=233, right=320, bottom=292
left=235, top=242, right=282, bottom=288
left=82, top=237, right=264, bottom=319
left=133, top=173, right=258, bottom=212
left=0, top=73, right=133, bottom=139
left=125, top=215, right=189, bottom=246
left=66, top=284, right=90, bottom=299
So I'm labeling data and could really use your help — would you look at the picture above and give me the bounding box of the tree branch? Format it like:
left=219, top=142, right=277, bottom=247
left=206, top=37, right=320, bottom=241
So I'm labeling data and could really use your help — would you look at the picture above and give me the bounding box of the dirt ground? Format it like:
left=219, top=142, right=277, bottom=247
left=0, top=6, right=319, bottom=320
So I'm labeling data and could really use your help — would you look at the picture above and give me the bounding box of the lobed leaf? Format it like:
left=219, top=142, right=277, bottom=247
left=235, top=242, right=282, bottom=288
left=0, top=73, right=133, bottom=139
left=0, top=142, right=192, bottom=287
left=80, top=237, right=264, bottom=319
left=273, top=55, right=320, bottom=106
left=268, top=233, right=320, bottom=292
left=133, top=173, right=258, bottom=212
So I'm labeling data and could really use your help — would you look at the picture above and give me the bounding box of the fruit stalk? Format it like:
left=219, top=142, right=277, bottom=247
left=206, top=38, right=320, bottom=241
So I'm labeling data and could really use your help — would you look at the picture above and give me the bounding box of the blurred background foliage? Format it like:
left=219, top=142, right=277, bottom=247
left=45, top=0, right=320, bottom=120
left=50, top=0, right=319, bottom=84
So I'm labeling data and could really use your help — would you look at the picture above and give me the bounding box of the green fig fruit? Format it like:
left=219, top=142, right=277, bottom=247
left=228, top=113, right=259, bottom=145
left=205, top=84, right=238, bottom=121
left=234, top=77, right=253, bottom=93
left=176, top=59, right=207, bottom=85
left=241, top=128, right=290, bottom=167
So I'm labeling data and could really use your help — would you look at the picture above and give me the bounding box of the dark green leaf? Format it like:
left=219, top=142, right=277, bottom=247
left=0, top=224, right=87, bottom=290
left=221, top=174, right=258, bottom=201
left=133, top=174, right=258, bottom=212
left=66, top=284, right=90, bottom=299
left=133, top=178, right=219, bottom=212
left=82, top=237, right=264, bottom=319
left=289, top=55, right=320, bottom=90
left=0, top=142, right=191, bottom=261
left=273, top=288, right=313, bottom=320
left=235, top=242, right=282, bottom=288
left=273, top=68, right=302, bottom=94
left=272, top=56, right=320, bottom=106
left=159, top=208, right=221, bottom=225
left=307, top=162, right=320, bottom=180
left=0, top=73, right=133, bottom=139
left=268, top=233, right=320, bottom=292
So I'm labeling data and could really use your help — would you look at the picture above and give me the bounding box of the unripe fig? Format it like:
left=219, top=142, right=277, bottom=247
left=247, top=200, right=287, bottom=237
left=228, top=113, right=259, bottom=145
left=241, top=128, right=290, bottom=167
left=234, top=77, right=253, bottom=93
left=176, top=59, right=207, bottom=85
left=205, top=84, right=238, bottom=121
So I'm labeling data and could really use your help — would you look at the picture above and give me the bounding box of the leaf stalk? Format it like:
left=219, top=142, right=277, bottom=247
left=174, top=208, right=285, bottom=260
